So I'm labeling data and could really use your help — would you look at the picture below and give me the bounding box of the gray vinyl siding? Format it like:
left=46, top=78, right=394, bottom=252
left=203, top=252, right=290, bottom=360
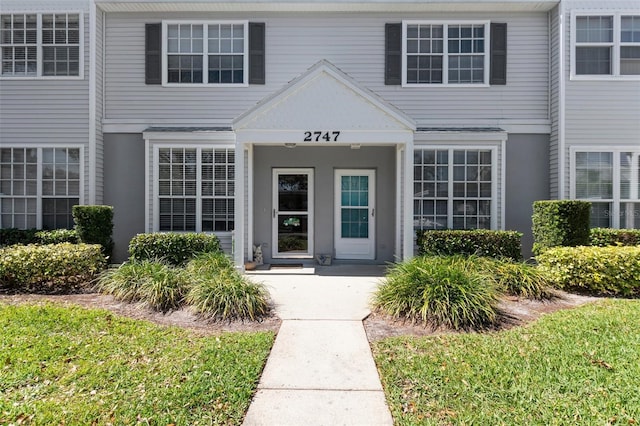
left=562, top=0, right=640, bottom=197
left=95, top=9, right=105, bottom=204
left=0, top=6, right=91, bottom=203
left=103, top=11, right=550, bottom=126
left=548, top=4, right=561, bottom=200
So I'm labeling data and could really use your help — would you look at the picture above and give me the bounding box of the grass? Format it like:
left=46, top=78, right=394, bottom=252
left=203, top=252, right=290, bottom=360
left=373, top=299, right=640, bottom=425
left=373, top=256, right=500, bottom=330
left=0, top=303, right=274, bottom=425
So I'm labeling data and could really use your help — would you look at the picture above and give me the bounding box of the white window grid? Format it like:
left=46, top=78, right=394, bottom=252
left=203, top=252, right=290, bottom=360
left=162, top=20, right=248, bottom=86
left=571, top=12, right=640, bottom=79
left=413, top=147, right=496, bottom=231
left=155, top=146, right=235, bottom=233
left=571, top=147, right=640, bottom=229
left=0, top=146, right=82, bottom=229
left=0, top=12, right=82, bottom=79
left=402, top=20, right=490, bottom=87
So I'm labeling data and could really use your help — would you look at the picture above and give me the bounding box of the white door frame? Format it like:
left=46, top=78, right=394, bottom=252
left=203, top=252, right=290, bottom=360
left=272, top=168, right=314, bottom=258
left=334, top=169, right=376, bottom=260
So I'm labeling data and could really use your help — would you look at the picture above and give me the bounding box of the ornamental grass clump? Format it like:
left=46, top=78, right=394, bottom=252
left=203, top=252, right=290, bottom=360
left=472, top=257, right=555, bottom=299
left=185, top=253, right=270, bottom=321
left=373, top=256, right=500, bottom=331
left=97, top=259, right=187, bottom=312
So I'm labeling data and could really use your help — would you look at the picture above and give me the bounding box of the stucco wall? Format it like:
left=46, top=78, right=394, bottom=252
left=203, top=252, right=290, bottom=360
left=103, top=133, right=146, bottom=263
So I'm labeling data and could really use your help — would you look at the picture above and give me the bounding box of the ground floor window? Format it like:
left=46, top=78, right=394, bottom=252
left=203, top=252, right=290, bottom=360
left=0, top=147, right=81, bottom=229
left=413, top=147, right=495, bottom=231
left=156, top=147, right=234, bottom=232
left=573, top=149, right=640, bottom=228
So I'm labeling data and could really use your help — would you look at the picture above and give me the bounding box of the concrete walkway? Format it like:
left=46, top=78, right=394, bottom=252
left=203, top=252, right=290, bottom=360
left=243, top=265, right=394, bottom=426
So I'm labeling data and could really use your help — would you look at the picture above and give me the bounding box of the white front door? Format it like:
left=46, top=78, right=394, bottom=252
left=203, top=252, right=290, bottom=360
left=334, top=169, right=375, bottom=260
left=272, top=168, right=314, bottom=258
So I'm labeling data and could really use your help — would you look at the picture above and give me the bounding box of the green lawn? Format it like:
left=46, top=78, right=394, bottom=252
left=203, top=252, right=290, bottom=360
left=374, top=299, right=640, bottom=425
left=0, top=303, right=274, bottom=425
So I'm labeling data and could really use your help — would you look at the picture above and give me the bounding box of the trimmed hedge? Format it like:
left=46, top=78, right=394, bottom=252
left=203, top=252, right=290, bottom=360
left=537, top=246, right=640, bottom=297
left=72, top=205, right=114, bottom=259
left=0, top=243, right=106, bottom=293
left=35, top=229, right=79, bottom=244
left=0, top=228, right=39, bottom=247
left=590, top=228, right=640, bottom=247
left=416, top=229, right=523, bottom=260
left=129, top=233, right=222, bottom=266
left=532, top=200, right=591, bottom=255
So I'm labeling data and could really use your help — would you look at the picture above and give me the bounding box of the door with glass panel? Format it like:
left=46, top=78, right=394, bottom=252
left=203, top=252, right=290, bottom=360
left=272, top=169, right=313, bottom=258
left=334, top=170, right=375, bottom=260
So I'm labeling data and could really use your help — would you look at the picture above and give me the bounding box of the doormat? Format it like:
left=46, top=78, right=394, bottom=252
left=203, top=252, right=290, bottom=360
left=270, top=263, right=304, bottom=269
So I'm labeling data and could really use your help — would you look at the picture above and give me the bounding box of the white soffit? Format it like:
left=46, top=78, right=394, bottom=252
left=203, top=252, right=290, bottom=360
left=234, top=60, right=416, bottom=132
left=96, top=1, right=559, bottom=13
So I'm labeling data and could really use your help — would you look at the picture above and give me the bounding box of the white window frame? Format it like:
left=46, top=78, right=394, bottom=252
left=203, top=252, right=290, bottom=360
left=0, top=11, right=84, bottom=80
left=413, top=144, right=500, bottom=230
left=571, top=11, right=640, bottom=80
left=570, top=145, right=640, bottom=228
left=151, top=143, right=236, bottom=237
left=0, top=144, right=85, bottom=229
left=402, top=20, right=490, bottom=87
left=161, top=20, right=249, bottom=87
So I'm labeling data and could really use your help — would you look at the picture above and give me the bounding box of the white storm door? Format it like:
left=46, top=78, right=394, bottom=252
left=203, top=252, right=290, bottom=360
left=272, top=168, right=314, bottom=258
left=334, top=169, right=375, bottom=260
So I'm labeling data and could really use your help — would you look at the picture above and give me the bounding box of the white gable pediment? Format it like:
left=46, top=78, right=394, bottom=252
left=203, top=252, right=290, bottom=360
left=234, top=61, right=415, bottom=144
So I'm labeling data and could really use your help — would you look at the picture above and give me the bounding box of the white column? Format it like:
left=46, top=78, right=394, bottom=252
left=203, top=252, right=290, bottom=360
left=403, top=139, right=414, bottom=260
left=234, top=143, right=246, bottom=270
left=395, top=145, right=403, bottom=260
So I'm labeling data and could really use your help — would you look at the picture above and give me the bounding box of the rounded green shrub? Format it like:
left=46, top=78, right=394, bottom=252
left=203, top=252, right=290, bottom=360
left=129, top=233, right=221, bottom=266
left=537, top=245, right=640, bottom=296
left=35, top=229, right=79, bottom=244
left=185, top=255, right=269, bottom=321
left=373, top=256, right=500, bottom=330
left=97, top=260, right=187, bottom=312
left=72, top=205, right=114, bottom=259
left=590, top=228, right=640, bottom=247
left=0, top=243, right=106, bottom=293
left=532, top=200, right=591, bottom=255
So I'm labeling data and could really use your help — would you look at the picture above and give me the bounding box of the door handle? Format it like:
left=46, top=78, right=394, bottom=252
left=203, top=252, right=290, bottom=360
left=273, top=209, right=277, bottom=218
left=372, top=208, right=375, bottom=217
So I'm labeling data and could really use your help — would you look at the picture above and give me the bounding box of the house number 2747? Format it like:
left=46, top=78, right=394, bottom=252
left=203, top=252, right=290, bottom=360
left=303, top=131, right=341, bottom=142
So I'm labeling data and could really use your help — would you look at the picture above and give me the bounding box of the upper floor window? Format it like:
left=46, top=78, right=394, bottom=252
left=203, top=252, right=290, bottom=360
left=0, top=13, right=81, bottom=78
left=403, top=21, right=489, bottom=86
left=573, top=14, right=640, bottom=78
left=162, top=21, right=248, bottom=86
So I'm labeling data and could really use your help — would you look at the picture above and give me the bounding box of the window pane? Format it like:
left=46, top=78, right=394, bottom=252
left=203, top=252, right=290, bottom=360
left=575, top=152, right=613, bottom=199
left=621, top=16, right=640, bottom=42
left=621, top=46, right=640, bottom=75
left=620, top=152, right=640, bottom=200
left=576, top=46, right=611, bottom=75
left=576, top=16, right=613, bottom=43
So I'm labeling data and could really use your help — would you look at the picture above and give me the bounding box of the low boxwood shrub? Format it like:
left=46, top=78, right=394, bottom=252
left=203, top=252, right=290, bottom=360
left=372, top=256, right=500, bottom=330
left=72, top=205, right=114, bottom=259
left=590, top=228, right=640, bottom=247
left=532, top=200, right=591, bottom=255
left=537, top=246, right=640, bottom=296
left=0, top=243, right=106, bottom=293
left=0, top=228, right=38, bottom=247
left=416, top=229, right=523, bottom=260
left=97, top=260, right=187, bottom=312
left=184, top=252, right=270, bottom=321
left=129, top=233, right=222, bottom=266
left=35, top=229, right=79, bottom=244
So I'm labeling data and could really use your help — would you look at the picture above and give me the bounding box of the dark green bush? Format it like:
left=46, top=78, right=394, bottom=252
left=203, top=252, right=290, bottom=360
left=372, top=256, right=500, bottom=330
left=35, top=229, right=79, bottom=244
left=532, top=200, right=591, bottom=255
left=537, top=246, right=640, bottom=296
left=0, top=243, right=106, bottom=293
left=185, top=252, right=270, bottom=321
left=590, top=228, right=640, bottom=247
left=97, top=260, right=188, bottom=312
left=0, top=228, right=38, bottom=247
left=129, top=233, right=221, bottom=266
left=416, top=229, right=522, bottom=260
left=72, top=205, right=114, bottom=259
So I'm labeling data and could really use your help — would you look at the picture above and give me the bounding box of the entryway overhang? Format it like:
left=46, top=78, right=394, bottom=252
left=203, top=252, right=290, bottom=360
left=232, top=60, right=416, bottom=269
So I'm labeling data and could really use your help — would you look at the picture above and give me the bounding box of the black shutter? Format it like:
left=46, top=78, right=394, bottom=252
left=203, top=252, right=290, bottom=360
left=490, top=23, right=507, bottom=85
left=249, top=22, right=265, bottom=85
left=145, top=23, right=162, bottom=85
left=385, top=23, right=402, bottom=85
